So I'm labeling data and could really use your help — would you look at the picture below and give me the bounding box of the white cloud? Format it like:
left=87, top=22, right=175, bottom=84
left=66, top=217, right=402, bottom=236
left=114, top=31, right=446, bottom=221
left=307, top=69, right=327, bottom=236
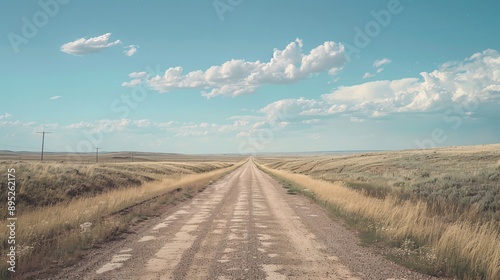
left=124, top=38, right=346, bottom=97
left=302, top=119, right=320, bottom=124
left=362, top=72, right=375, bottom=79
left=175, top=130, right=209, bottom=137
left=133, top=119, right=151, bottom=128
left=50, top=95, right=61, bottom=100
left=64, top=119, right=130, bottom=133
left=13, top=48, right=497, bottom=149
left=0, top=113, right=12, bottom=120
left=363, top=58, right=392, bottom=79
left=122, top=72, right=149, bottom=87
left=0, top=120, right=36, bottom=127
left=0, top=114, right=36, bottom=127
left=373, top=58, right=392, bottom=68
left=259, top=49, right=500, bottom=122
left=128, top=71, right=148, bottom=78
left=65, top=121, right=92, bottom=129
left=61, top=33, right=122, bottom=56
left=160, top=50, right=499, bottom=141
left=124, top=45, right=139, bottom=57
left=169, top=118, right=260, bottom=138
left=154, top=121, right=176, bottom=129
left=65, top=119, right=179, bottom=133
left=326, top=78, right=420, bottom=104
left=260, top=98, right=325, bottom=124
left=121, top=79, right=142, bottom=87
left=34, top=123, right=60, bottom=130
left=174, top=122, right=213, bottom=137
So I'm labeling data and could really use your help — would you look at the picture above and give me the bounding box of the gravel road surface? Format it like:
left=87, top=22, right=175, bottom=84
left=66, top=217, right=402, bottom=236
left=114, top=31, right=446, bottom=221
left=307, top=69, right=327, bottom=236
left=55, top=161, right=438, bottom=280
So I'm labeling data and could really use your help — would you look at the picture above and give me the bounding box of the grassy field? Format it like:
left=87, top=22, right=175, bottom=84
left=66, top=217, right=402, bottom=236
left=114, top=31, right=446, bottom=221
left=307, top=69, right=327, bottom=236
left=0, top=157, right=245, bottom=278
left=256, top=144, right=500, bottom=279
left=0, top=160, right=237, bottom=215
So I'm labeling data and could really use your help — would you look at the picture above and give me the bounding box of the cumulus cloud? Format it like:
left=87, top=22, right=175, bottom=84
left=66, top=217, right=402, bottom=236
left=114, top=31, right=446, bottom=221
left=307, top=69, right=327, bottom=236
left=128, top=71, right=148, bottom=78
left=362, top=72, right=375, bottom=79
left=64, top=119, right=130, bottom=133
left=115, top=50, right=498, bottom=141
left=363, top=58, right=392, bottom=79
left=261, top=98, right=323, bottom=121
left=0, top=120, right=36, bottom=127
left=121, top=79, right=142, bottom=87
left=42, top=50, right=498, bottom=145
left=61, top=33, right=122, bottom=56
left=0, top=113, right=12, bottom=120
left=124, top=45, right=139, bottom=57
left=261, top=49, right=500, bottom=121
left=123, top=39, right=346, bottom=97
left=133, top=119, right=151, bottom=127
left=121, top=71, right=148, bottom=87
left=373, top=58, right=392, bottom=68
left=50, top=95, right=61, bottom=100
left=302, top=119, right=321, bottom=124
left=65, top=121, right=92, bottom=129
left=149, top=117, right=265, bottom=138
left=64, top=119, right=178, bottom=134
left=326, top=78, right=420, bottom=104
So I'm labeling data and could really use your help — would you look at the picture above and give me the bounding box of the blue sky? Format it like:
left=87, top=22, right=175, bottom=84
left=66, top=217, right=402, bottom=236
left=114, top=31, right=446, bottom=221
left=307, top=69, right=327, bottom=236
left=1, top=0, right=499, bottom=154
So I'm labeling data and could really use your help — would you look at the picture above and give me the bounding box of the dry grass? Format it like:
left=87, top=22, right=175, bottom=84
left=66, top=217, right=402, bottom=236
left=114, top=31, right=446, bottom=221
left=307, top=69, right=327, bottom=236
left=0, top=160, right=244, bottom=278
left=0, top=161, right=233, bottom=215
left=259, top=144, right=500, bottom=221
left=256, top=144, right=500, bottom=279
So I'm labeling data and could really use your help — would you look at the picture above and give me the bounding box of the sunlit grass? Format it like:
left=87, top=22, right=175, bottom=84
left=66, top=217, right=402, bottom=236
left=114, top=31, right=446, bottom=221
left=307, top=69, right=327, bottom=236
left=0, top=161, right=233, bottom=215
left=258, top=159, right=500, bottom=279
left=0, top=161, right=243, bottom=277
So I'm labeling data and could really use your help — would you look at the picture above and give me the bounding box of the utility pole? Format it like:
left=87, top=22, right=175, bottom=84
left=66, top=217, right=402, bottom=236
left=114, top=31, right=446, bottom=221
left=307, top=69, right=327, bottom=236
left=95, top=148, right=100, bottom=163
left=36, top=131, right=51, bottom=161
left=131, top=152, right=134, bottom=162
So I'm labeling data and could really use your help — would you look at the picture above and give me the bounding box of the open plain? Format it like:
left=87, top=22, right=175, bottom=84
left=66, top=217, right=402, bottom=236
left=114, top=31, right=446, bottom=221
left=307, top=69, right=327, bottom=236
left=0, top=145, right=498, bottom=279
left=0, top=155, right=243, bottom=278
left=257, top=144, right=500, bottom=279
left=52, top=160, right=436, bottom=280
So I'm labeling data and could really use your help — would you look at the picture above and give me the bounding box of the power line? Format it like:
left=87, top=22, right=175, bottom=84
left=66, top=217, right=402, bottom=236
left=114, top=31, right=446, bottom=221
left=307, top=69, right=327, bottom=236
left=36, top=131, right=51, bottom=161
left=95, top=147, right=100, bottom=163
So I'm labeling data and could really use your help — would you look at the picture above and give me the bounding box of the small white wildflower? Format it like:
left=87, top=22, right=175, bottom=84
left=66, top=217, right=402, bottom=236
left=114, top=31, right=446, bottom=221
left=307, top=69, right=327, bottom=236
left=17, top=245, right=34, bottom=257
left=80, top=222, right=93, bottom=233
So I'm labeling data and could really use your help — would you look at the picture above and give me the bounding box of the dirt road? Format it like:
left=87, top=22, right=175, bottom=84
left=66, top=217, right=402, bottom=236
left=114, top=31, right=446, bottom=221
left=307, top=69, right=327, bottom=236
left=57, top=161, right=436, bottom=279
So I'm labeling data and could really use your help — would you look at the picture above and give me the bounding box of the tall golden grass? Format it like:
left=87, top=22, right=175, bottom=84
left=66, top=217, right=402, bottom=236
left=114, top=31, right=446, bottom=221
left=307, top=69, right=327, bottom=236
left=0, top=161, right=233, bottom=216
left=0, top=162, right=243, bottom=277
left=259, top=145, right=500, bottom=222
left=259, top=164, right=500, bottom=279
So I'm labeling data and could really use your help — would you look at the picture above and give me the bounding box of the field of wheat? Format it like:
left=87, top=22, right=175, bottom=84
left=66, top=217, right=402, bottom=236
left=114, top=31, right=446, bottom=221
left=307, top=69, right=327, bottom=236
left=256, top=144, right=500, bottom=279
